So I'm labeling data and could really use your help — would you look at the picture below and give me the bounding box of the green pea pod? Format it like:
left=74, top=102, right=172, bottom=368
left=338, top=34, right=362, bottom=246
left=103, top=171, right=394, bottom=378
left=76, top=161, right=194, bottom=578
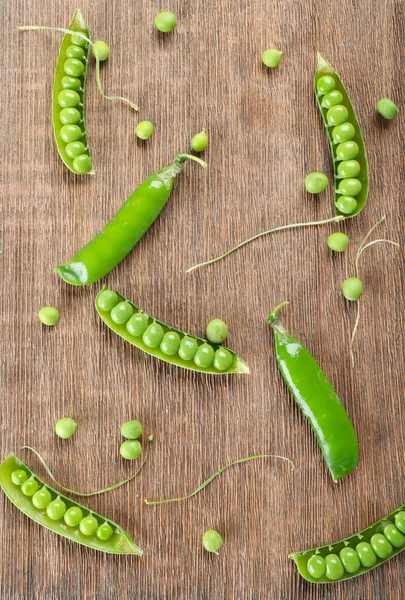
left=56, top=153, right=205, bottom=285
left=268, top=302, right=358, bottom=482
left=315, top=53, right=368, bottom=217
left=0, top=453, right=142, bottom=555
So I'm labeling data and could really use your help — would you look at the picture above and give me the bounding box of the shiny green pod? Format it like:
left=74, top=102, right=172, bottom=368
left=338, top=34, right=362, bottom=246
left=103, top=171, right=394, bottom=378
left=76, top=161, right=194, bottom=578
left=95, top=288, right=249, bottom=375
left=0, top=453, right=142, bottom=556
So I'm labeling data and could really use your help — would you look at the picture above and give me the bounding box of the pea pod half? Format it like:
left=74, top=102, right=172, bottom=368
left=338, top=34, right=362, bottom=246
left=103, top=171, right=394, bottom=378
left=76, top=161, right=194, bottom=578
left=95, top=288, right=249, bottom=375
left=315, top=53, right=368, bottom=217
left=0, top=453, right=142, bottom=555
left=268, top=302, right=358, bottom=482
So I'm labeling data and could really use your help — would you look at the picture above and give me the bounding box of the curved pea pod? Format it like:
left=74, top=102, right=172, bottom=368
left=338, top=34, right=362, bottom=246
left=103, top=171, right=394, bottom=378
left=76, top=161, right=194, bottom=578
left=314, top=53, right=368, bottom=217
left=268, top=303, right=358, bottom=482
left=290, top=503, right=405, bottom=583
left=0, top=453, right=142, bottom=556
left=95, top=288, right=249, bottom=375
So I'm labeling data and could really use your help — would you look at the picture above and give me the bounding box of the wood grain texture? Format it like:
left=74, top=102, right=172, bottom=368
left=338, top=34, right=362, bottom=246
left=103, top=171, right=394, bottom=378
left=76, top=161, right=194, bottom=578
left=1, top=0, right=404, bottom=598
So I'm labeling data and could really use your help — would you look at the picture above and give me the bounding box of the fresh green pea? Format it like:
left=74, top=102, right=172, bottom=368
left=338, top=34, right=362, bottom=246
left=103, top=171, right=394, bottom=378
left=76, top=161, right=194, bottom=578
left=92, top=40, right=110, bottom=62
left=327, top=105, right=349, bottom=126
left=206, top=318, right=228, bottom=344
left=370, top=533, right=393, bottom=559
left=121, top=420, right=143, bottom=440
left=38, top=306, right=60, bottom=326
left=327, top=232, right=349, bottom=252
left=337, top=178, right=362, bottom=196
left=64, top=506, right=84, bottom=527
left=383, top=524, right=405, bottom=547
left=194, top=343, right=215, bottom=368
left=55, top=417, right=78, bottom=439
left=32, top=487, right=52, bottom=509
left=142, top=323, right=164, bottom=348
left=46, top=497, right=67, bottom=520
left=337, top=160, right=361, bottom=179
left=339, top=547, right=361, bottom=573
left=178, top=336, right=199, bottom=361
left=58, top=89, right=81, bottom=108
left=191, top=129, right=208, bottom=152
left=341, top=277, right=363, bottom=301
left=325, top=554, right=344, bottom=580
left=79, top=515, right=99, bottom=536
left=126, top=312, right=149, bottom=336
left=59, top=107, right=81, bottom=125
left=60, top=124, right=82, bottom=144
left=332, top=122, right=356, bottom=143
left=335, top=196, right=358, bottom=214
left=154, top=11, right=177, bottom=33
left=71, top=33, right=88, bottom=48
left=395, top=512, right=405, bottom=534
left=160, top=331, right=181, bottom=355
left=97, top=290, right=119, bottom=312
left=97, top=522, right=114, bottom=540
left=335, top=141, right=359, bottom=161
left=64, top=58, right=85, bottom=78
left=261, top=48, right=283, bottom=68
left=135, top=120, right=154, bottom=140
left=66, top=44, right=85, bottom=60
left=110, top=301, right=134, bottom=325
left=214, top=348, right=233, bottom=371
left=11, top=470, right=28, bottom=485
left=120, top=440, right=142, bottom=460
left=317, top=75, right=335, bottom=95
left=21, top=477, right=39, bottom=496
left=61, top=76, right=81, bottom=91
left=355, top=542, right=377, bottom=567
left=321, top=90, right=343, bottom=108
left=377, top=98, right=399, bottom=120
left=306, top=555, right=326, bottom=578
left=202, top=529, right=223, bottom=553
left=72, top=155, right=92, bottom=174
left=304, top=172, right=329, bottom=194
left=65, top=141, right=86, bottom=159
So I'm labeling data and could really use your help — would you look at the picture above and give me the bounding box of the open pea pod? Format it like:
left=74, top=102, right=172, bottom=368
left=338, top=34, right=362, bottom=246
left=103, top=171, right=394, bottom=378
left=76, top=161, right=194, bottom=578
left=314, top=53, right=368, bottom=217
left=0, top=453, right=142, bottom=555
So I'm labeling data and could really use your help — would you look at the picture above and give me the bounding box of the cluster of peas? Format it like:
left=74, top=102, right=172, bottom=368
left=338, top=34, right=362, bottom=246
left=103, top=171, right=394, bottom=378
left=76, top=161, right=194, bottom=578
left=307, top=512, right=405, bottom=580
left=97, top=289, right=234, bottom=372
left=10, top=469, right=115, bottom=540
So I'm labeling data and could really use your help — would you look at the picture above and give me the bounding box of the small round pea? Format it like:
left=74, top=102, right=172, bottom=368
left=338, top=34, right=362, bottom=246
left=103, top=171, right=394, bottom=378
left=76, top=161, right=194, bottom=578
left=58, top=89, right=81, bottom=108
left=97, top=290, right=119, bottom=312
left=142, top=323, right=164, bottom=348
left=202, top=529, right=223, bottom=553
left=321, top=90, right=343, bottom=108
left=11, top=470, right=29, bottom=485
left=65, top=141, right=86, bottom=159
left=332, top=122, right=356, bottom=144
left=370, top=533, right=393, bottom=559
left=327, top=232, right=349, bottom=252
left=304, top=172, right=329, bottom=194
left=21, top=477, right=39, bottom=496
left=191, top=129, right=208, bottom=152
left=59, top=107, right=81, bottom=125
left=339, top=547, right=361, bottom=573
left=160, top=331, right=181, bottom=355
left=92, top=40, right=110, bottom=62
left=66, top=44, right=85, bottom=60
left=71, top=33, right=88, bottom=48
left=355, top=542, right=377, bottom=567
left=324, top=554, right=344, bottom=581
left=64, top=506, right=83, bottom=527
left=55, top=417, right=77, bottom=439
left=120, top=440, right=142, bottom=460
left=121, top=420, right=143, bottom=440
left=79, top=515, right=99, bottom=536
left=307, top=555, right=326, bottom=579
left=110, top=301, right=134, bottom=325
left=377, top=98, right=399, bottom=120
left=32, top=487, right=52, bottom=509
left=337, top=178, right=362, bottom=197
left=97, top=522, right=114, bottom=541
left=154, top=11, right=177, bottom=33
left=337, top=160, right=361, bottom=179
left=395, top=512, right=405, bottom=534
left=194, top=343, right=215, bottom=368
left=46, top=497, right=67, bottom=520
left=38, top=306, right=60, bottom=326
left=61, top=75, right=81, bottom=91
left=206, top=318, right=228, bottom=344
left=60, top=124, right=82, bottom=144
left=178, top=336, right=199, bottom=361
left=72, top=155, right=93, bottom=174
left=317, top=75, right=335, bottom=95
left=383, top=524, right=405, bottom=548
left=261, top=48, right=283, bottom=68
left=126, top=312, right=149, bottom=336
left=341, top=277, right=364, bottom=301
left=335, top=141, right=359, bottom=161
left=135, top=120, right=154, bottom=140
left=64, top=58, right=85, bottom=78
left=335, top=196, right=358, bottom=215
left=327, top=105, right=349, bottom=126
left=213, top=348, right=233, bottom=372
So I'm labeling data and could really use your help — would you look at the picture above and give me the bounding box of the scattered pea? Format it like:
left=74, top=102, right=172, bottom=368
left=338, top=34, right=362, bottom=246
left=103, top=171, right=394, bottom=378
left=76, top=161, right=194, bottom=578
left=97, top=522, right=114, bottom=540
left=64, top=506, right=84, bottom=527
left=317, top=75, right=335, bottom=95
left=79, top=515, right=99, bottom=536
left=135, top=120, right=154, bottom=140
left=191, top=129, right=208, bottom=152
left=60, top=124, right=83, bottom=144
left=370, top=533, right=393, bottom=559
left=213, top=348, right=233, bottom=371
left=126, top=312, right=149, bottom=336
left=327, top=105, right=349, bottom=126
left=342, top=277, right=364, bottom=301
left=160, top=331, right=181, bottom=355
left=66, top=45, right=85, bottom=60
left=142, top=323, right=164, bottom=348
left=307, top=555, right=326, bottom=579
left=59, top=107, right=81, bottom=125
left=32, top=487, right=52, bottom=509
left=335, top=141, right=359, bottom=161
left=58, top=89, right=81, bottom=108
left=262, top=48, right=283, bottom=68
left=120, top=440, right=142, bottom=460
left=355, top=542, right=377, bottom=567
left=38, top=306, right=60, bottom=326
left=337, top=178, right=362, bottom=197
left=395, top=512, right=405, bottom=534
left=178, top=336, right=199, bottom=361
left=121, top=420, right=143, bottom=440
left=335, top=195, right=358, bottom=214
left=21, top=477, right=39, bottom=496
left=206, top=318, right=228, bottom=344
left=11, top=470, right=28, bottom=485
left=325, top=554, right=344, bottom=580
left=327, top=232, right=349, bottom=252
left=321, top=90, right=343, bottom=108
left=46, top=497, right=67, bottom=520
left=377, top=98, right=399, bottom=120
left=55, top=417, right=78, bottom=439
left=202, top=529, right=223, bottom=553
left=92, top=40, right=110, bottom=62
left=64, top=58, right=85, bottom=78
left=154, top=11, right=177, bottom=33
left=65, top=141, right=87, bottom=159
left=72, top=154, right=92, bottom=174
left=194, top=343, right=215, bottom=368
left=97, top=289, right=119, bottom=312
left=332, top=122, right=356, bottom=144
left=304, top=172, right=329, bottom=194
left=383, top=524, right=405, bottom=548
left=110, top=301, right=134, bottom=325
left=339, top=547, right=361, bottom=573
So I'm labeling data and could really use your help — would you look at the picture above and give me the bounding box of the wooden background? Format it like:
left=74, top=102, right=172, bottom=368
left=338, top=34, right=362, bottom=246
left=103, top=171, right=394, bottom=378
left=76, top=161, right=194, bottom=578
left=1, top=0, right=404, bottom=598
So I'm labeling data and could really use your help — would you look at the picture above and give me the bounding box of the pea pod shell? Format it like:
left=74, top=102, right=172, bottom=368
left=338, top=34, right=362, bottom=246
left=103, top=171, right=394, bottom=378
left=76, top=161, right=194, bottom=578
left=0, top=453, right=142, bottom=555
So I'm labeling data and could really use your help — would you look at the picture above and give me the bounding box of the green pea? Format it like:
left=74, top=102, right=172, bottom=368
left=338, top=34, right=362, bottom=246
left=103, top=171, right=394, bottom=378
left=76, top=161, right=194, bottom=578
left=59, top=107, right=81, bottom=125
left=327, top=105, right=349, bottom=126
left=214, top=348, right=233, bottom=371
left=92, top=40, right=110, bottom=62
left=341, top=277, right=363, bottom=301
left=97, top=290, right=119, bottom=312
left=337, top=178, right=362, bottom=196
left=11, top=470, right=29, bottom=485
left=304, top=172, right=329, bottom=194
left=178, top=336, right=199, bottom=361
left=339, top=547, right=361, bottom=573
left=377, top=98, right=399, bottom=120
left=261, top=48, right=283, bottom=68
left=194, top=343, right=215, bottom=368
left=65, top=141, right=86, bottom=159
left=38, top=306, right=60, bottom=326
left=46, top=497, right=67, bottom=520
left=79, top=515, right=99, bottom=536
left=335, top=141, right=359, bottom=161
left=121, top=420, right=143, bottom=439
left=64, top=506, right=83, bottom=527
left=335, top=196, right=358, bottom=215
left=135, top=120, right=154, bottom=140
left=97, top=522, right=114, bottom=540
left=160, top=331, right=181, bottom=355
left=66, top=44, right=85, bottom=60
left=327, top=232, right=349, bottom=252
left=321, top=90, right=343, bottom=108
left=206, top=318, right=228, bottom=344
left=191, top=129, right=208, bottom=152
left=58, top=89, right=81, bottom=108
left=307, top=555, right=326, bottom=579
left=395, top=512, right=405, bottom=534
left=337, top=160, right=360, bottom=179
left=61, top=76, right=81, bottom=91
left=110, top=301, right=134, bottom=325
left=325, top=554, right=344, bottom=580
left=32, top=487, right=52, bottom=509
left=355, top=542, right=377, bottom=567
left=370, top=533, right=393, bottom=559
left=202, top=529, right=223, bottom=553
left=317, top=75, right=335, bottom=95
left=64, top=58, right=85, bottom=78
left=72, top=154, right=93, bottom=174
left=154, top=11, right=177, bottom=33
left=21, top=477, right=39, bottom=496
left=60, top=124, right=82, bottom=144
left=71, top=33, right=88, bottom=48
left=55, top=417, right=77, bottom=439
left=126, top=312, right=149, bottom=336
left=332, top=122, right=356, bottom=144
left=383, top=524, right=405, bottom=548
left=142, top=323, right=164, bottom=348
left=120, top=440, right=142, bottom=460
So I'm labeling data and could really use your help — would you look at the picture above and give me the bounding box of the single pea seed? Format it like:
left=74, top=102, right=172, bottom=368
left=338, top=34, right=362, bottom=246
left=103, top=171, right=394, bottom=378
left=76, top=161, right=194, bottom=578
left=307, top=555, right=326, bottom=579
left=178, top=336, right=199, bottom=361
left=355, top=542, right=377, bottom=567
left=38, top=306, right=60, bottom=326
left=142, top=323, right=164, bottom=348
left=154, top=11, right=177, bottom=33
left=60, top=124, right=82, bottom=144
left=71, top=33, right=88, bottom=48
left=46, top=497, right=67, bottom=520
left=304, top=172, right=329, bottom=194
left=370, top=533, right=393, bottom=559
left=92, top=40, right=110, bottom=62
left=11, top=470, right=29, bottom=485
left=126, top=312, right=149, bottom=336
left=120, top=440, right=142, bottom=460
left=61, top=75, right=81, bottom=91
left=59, top=107, right=81, bottom=125
left=97, top=522, right=114, bottom=541
left=383, top=524, right=405, bottom=548
left=339, top=547, right=361, bottom=573
left=66, top=44, right=85, bottom=60
left=335, top=141, right=359, bottom=161
left=121, top=420, right=143, bottom=440
left=202, top=529, right=223, bottom=553
left=206, top=318, right=228, bottom=344
left=327, top=105, right=349, bottom=126
left=325, top=554, right=344, bottom=581
left=65, top=141, right=86, bottom=159
left=97, top=290, right=119, bottom=312
left=79, top=515, right=99, bottom=536
left=135, top=120, right=154, bottom=140
left=214, top=348, right=233, bottom=371
left=327, top=232, right=349, bottom=252
left=21, top=477, right=39, bottom=496
left=317, top=75, right=335, bottom=95
left=332, top=122, right=356, bottom=144
left=191, top=129, right=208, bottom=152
left=261, top=48, right=283, bottom=68
left=395, top=512, right=405, bottom=534
left=72, top=154, right=92, bottom=174
left=342, top=277, right=364, bottom=301
left=64, top=58, right=85, bottom=78
left=110, top=301, right=134, bottom=325
left=194, top=343, right=215, bottom=368
left=321, top=90, right=343, bottom=108
left=64, top=506, right=84, bottom=527
left=160, top=331, right=181, bottom=355
left=337, top=178, right=362, bottom=197
left=377, top=98, right=399, bottom=120
left=32, top=487, right=52, bottom=509
left=335, top=196, right=358, bottom=215
left=58, top=89, right=81, bottom=108
left=55, top=417, right=78, bottom=439
left=337, top=160, right=361, bottom=179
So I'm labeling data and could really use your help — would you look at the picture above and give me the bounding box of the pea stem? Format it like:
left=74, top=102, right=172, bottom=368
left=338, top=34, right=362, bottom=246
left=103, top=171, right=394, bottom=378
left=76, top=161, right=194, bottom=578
left=177, top=153, right=207, bottom=168
left=94, top=58, right=139, bottom=111
left=267, top=301, right=289, bottom=324
left=186, top=215, right=346, bottom=273
left=144, top=453, right=294, bottom=505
